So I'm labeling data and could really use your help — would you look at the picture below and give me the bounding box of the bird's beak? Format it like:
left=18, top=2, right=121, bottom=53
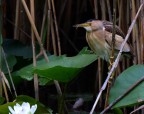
left=73, top=23, right=90, bottom=29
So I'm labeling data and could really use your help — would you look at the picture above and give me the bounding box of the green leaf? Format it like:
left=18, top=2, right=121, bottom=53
left=35, top=66, right=80, bottom=82
left=16, top=53, right=97, bottom=83
left=34, top=54, right=97, bottom=82
left=0, top=102, right=16, bottom=114
left=14, top=55, right=61, bottom=81
left=0, top=96, right=5, bottom=105
left=0, top=96, right=52, bottom=114
left=109, top=64, right=144, bottom=108
left=1, top=54, right=17, bottom=74
left=78, top=47, right=93, bottom=54
left=113, top=108, right=123, bottom=114
left=0, top=95, right=52, bottom=114
left=39, top=77, right=53, bottom=86
left=3, top=39, right=35, bottom=58
left=15, top=95, right=52, bottom=114
left=7, top=73, right=23, bottom=87
left=15, top=63, right=34, bottom=81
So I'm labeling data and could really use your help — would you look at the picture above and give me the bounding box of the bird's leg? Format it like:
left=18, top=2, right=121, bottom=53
left=105, top=56, right=115, bottom=108
left=105, top=0, right=117, bottom=107
left=109, top=56, right=114, bottom=68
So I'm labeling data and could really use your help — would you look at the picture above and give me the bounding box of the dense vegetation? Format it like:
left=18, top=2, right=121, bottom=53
left=0, top=0, right=144, bottom=114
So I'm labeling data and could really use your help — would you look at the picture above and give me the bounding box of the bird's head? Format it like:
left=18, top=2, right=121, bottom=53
left=74, top=19, right=104, bottom=32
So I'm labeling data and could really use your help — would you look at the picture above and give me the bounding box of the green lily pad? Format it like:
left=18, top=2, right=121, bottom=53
left=16, top=52, right=97, bottom=83
left=0, top=95, right=52, bottom=114
left=34, top=54, right=97, bottom=82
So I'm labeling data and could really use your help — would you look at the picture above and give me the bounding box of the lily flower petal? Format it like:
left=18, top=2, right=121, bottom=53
left=8, top=102, right=37, bottom=114
left=30, top=104, right=37, bottom=113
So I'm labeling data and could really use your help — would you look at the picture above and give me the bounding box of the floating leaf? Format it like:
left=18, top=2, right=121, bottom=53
left=0, top=96, right=5, bottom=105
left=16, top=53, right=97, bottom=83
left=0, top=95, right=52, bottom=114
left=39, top=77, right=53, bottom=86
left=15, top=55, right=63, bottom=81
left=34, top=54, right=97, bottom=82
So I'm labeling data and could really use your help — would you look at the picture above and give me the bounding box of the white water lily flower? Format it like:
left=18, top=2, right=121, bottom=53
left=8, top=102, right=37, bottom=114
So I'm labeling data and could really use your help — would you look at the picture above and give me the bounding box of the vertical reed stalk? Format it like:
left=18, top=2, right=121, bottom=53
left=51, top=0, right=61, bottom=55
left=94, top=0, right=103, bottom=108
left=140, top=0, right=144, bottom=63
left=1, top=72, right=9, bottom=102
left=100, top=0, right=106, bottom=19
left=94, top=0, right=98, bottom=19
left=40, top=2, right=47, bottom=41
left=105, top=0, right=116, bottom=108
left=51, top=19, right=57, bottom=55
left=14, top=0, right=20, bottom=40
left=21, top=0, right=62, bottom=98
left=47, top=0, right=57, bottom=55
left=30, top=0, right=39, bottom=100
left=47, top=9, right=51, bottom=51
left=98, top=58, right=102, bottom=106
left=106, top=0, right=112, bottom=21
left=131, top=0, right=138, bottom=64
left=21, top=0, right=49, bottom=62
left=2, top=48, right=17, bottom=96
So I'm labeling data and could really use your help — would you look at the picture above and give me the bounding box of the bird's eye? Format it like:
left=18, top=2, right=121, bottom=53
left=87, top=22, right=92, bottom=26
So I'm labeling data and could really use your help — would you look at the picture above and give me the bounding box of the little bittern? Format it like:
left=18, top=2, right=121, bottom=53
left=75, top=19, right=130, bottom=61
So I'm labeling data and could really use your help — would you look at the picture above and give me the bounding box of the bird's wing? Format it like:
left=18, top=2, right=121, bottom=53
left=105, top=32, right=130, bottom=52
left=102, top=20, right=125, bottom=38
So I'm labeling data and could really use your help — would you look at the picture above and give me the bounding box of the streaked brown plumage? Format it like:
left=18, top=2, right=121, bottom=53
left=75, top=19, right=130, bottom=61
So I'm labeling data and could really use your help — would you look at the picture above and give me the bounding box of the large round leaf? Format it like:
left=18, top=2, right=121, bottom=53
left=109, top=64, right=144, bottom=108
left=14, top=55, right=63, bottom=81
left=16, top=54, right=97, bottom=83
left=35, top=66, right=80, bottom=82
left=34, top=54, right=97, bottom=82
left=0, top=95, right=52, bottom=114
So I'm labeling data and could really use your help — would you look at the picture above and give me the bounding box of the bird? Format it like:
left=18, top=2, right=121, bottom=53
left=74, top=19, right=131, bottom=61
